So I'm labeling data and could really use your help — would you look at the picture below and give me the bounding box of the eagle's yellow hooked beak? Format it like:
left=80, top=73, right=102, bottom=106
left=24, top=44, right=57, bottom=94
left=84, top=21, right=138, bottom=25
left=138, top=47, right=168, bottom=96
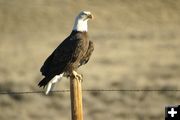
left=87, top=14, right=94, bottom=20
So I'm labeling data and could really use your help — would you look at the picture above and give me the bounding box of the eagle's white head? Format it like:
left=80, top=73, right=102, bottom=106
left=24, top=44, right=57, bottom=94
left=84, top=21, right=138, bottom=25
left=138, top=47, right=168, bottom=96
left=73, top=11, right=94, bottom=32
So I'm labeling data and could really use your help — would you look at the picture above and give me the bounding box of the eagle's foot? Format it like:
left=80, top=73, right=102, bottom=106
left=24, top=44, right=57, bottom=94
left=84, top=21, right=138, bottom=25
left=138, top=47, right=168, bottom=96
left=72, top=71, right=83, bottom=82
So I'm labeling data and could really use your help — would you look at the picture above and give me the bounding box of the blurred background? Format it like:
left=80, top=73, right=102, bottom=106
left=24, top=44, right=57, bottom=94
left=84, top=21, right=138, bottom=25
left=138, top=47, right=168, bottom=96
left=0, top=0, right=180, bottom=120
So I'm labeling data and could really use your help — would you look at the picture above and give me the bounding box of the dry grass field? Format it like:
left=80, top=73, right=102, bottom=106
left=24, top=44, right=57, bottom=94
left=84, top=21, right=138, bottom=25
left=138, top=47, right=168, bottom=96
left=0, top=0, right=180, bottom=120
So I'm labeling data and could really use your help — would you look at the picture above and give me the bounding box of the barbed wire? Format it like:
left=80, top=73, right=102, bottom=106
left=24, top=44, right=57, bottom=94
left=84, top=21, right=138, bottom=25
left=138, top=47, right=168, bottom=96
left=0, top=89, right=180, bottom=95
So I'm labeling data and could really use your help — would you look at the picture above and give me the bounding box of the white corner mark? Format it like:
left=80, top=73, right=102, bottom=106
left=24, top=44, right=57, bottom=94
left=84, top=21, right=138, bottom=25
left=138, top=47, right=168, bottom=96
left=168, top=108, right=177, bottom=117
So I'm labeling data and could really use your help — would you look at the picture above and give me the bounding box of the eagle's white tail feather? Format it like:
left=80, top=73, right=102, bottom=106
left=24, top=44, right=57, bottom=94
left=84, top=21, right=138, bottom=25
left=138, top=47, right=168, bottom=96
left=45, top=82, right=52, bottom=95
left=45, top=73, right=64, bottom=95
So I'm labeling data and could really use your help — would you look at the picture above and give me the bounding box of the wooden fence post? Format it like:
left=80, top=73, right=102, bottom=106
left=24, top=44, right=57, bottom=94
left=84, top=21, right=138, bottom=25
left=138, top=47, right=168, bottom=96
left=70, top=76, right=83, bottom=120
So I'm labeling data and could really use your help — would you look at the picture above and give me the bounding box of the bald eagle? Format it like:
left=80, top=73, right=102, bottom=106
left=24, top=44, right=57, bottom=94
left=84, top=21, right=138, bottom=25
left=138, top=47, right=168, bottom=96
left=38, top=11, right=94, bottom=95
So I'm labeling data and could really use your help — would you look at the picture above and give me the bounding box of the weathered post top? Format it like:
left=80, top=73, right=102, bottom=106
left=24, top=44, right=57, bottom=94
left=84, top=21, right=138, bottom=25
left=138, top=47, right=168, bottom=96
left=70, top=76, right=83, bottom=120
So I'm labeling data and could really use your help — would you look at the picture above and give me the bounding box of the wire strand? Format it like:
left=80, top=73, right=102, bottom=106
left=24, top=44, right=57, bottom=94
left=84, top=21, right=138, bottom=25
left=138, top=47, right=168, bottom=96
left=0, top=89, right=180, bottom=95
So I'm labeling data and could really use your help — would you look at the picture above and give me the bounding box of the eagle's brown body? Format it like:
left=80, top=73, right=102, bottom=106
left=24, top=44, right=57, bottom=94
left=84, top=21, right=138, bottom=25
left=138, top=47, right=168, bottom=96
left=38, top=31, right=94, bottom=87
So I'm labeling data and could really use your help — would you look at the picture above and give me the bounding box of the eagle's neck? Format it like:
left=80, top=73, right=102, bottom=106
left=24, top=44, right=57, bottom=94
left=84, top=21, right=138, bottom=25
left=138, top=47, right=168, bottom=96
left=73, top=19, right=88, bottom=32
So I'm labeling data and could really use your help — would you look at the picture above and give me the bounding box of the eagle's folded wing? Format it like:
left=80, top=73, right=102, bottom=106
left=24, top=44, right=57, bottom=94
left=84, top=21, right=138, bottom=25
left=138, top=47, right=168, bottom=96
left=79, top=41, right=94, bottom=66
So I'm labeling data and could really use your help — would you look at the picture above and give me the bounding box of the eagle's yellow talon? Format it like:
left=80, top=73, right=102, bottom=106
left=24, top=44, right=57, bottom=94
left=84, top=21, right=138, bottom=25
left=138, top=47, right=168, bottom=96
left=72, top=71, right=83, bottom=82
left=77, top=74, right=83, bottom=81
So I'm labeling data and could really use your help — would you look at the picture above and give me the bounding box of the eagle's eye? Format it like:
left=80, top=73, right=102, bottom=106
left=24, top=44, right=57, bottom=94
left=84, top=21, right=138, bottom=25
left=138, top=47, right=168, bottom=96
left=81, top=13, right=87, bottom=17
left=78, top=11, right=92, bottom=20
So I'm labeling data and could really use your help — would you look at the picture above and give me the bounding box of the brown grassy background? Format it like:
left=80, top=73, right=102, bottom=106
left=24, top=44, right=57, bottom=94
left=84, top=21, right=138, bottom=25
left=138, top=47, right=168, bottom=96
left=0, top=0, right=180, bottom=120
